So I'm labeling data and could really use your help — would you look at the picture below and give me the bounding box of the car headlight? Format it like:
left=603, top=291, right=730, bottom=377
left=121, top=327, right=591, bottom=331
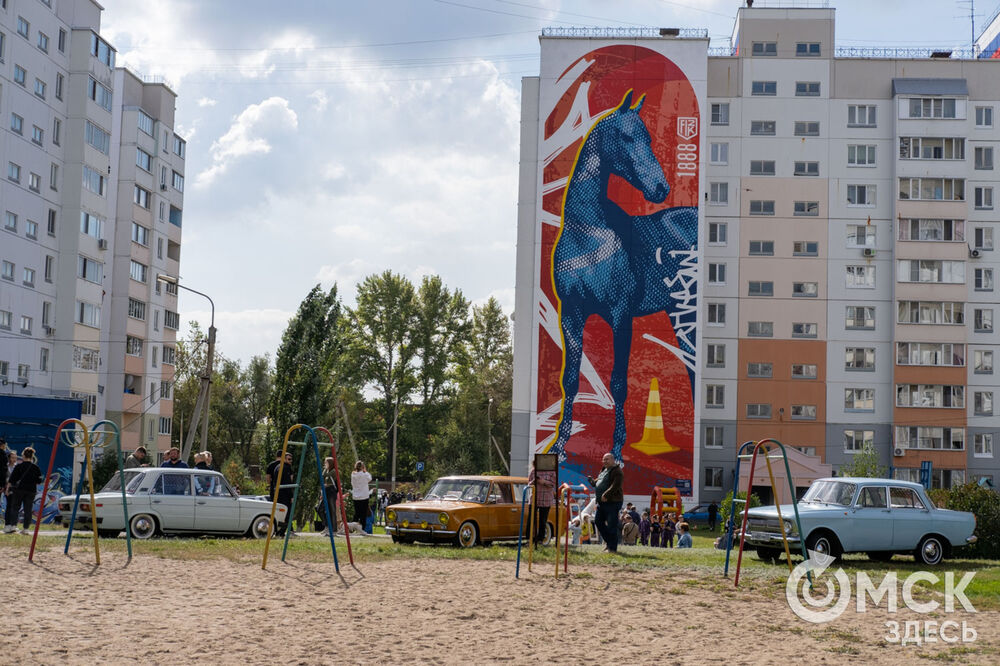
left=420, top=521, right=428, bottom=529
left=783, top=520, right=794, bottom=534
left=438, top=512, right=449, bottom=526
left=386, top=509, right=396, bottom=522
left=402, top=520, right=409, bottom=528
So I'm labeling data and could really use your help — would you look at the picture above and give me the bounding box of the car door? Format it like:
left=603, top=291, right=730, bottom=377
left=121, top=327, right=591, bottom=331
left=889, top=486, right=928, bottom=550
left=490, top=481, right=520, bottom=538
left=193, top=474, right=240, bottom=532
left=149, top=473, right=195, bottom=530
left=849, top=486, right=893, bottom=551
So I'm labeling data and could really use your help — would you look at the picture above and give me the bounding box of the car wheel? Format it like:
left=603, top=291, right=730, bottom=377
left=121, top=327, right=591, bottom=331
left=455, top=521, right=478, bottom=548
left=867, top=551, right=894, bottom=563
left=249, top=515, right=273, bottom=539
left=805, top=531, right=841, bottom=563
left=97, top=529, right=120, bottom=538
left=915, top=535, right=945, bottom=566
left=129, top=513, right=157, bottom=540
left=756, top=546, right=781, bottom=563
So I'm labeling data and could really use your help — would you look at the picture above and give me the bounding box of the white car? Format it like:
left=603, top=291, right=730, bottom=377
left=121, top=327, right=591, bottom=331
left=57, top=468, right=287, bottom=539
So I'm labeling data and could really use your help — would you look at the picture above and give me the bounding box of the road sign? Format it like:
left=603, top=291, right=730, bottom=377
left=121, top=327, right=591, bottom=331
left=416, top=462, right=424, bottom=472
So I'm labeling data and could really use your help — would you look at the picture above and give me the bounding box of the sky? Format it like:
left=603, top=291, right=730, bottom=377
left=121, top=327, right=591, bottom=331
left=95, top=0, right=992, bottom=365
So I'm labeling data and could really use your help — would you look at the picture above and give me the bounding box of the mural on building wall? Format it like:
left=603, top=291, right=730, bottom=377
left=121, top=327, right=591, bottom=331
left=533, top=44, right=701, bottom=494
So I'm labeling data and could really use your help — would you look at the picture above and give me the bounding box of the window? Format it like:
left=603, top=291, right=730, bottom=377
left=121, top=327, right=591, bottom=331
left=976, top=106, right=993, bottom=127
left=710, top=142, right=728, bottom=165
left=845, top=347, right=875, bottom=370
left=847, top=184, right=875, bottom=206
left=793, top=201, right=818, bottom=217
left=126, top=336, right=144, bottom=357
left=131, top=222, right=149, bottom=246
left=749, top=240, right=774, bottom=256
left=974, top=434, right=994, bottom=458
left=37, top=31, right=48, bottom=52
left=50, top=163, right=58, bottom=190
left=707, top=263, right=726, bottom=285
left=711, top=103, right=729, bottom=125
left=161, top=381, right=172, bottom=401
left=751, top=41, right=777, bottom=56
left=897, top=301, right=964, bottom=325
left=52, top=118, right=60, bottom=145
left=897, top=259, right=966, bottom=284
left=10, top=113, right=22, bottom=134
left=973, top=227, right=994, bottom=251
left=4, top=211, right=14, bottom=231
left=55, top=73, right=63, bottom=100
left=748, top=281, right=773, bottom=297
left=795, top=82, right=820, bottom=97
left=747, top=403, right=772, bottom=419
left=157, top=237, right=164, bottom=260
left=706, top=344, right=725, bottom=367
left=895, top=384, right=964, bottom=408
left=847, top=104, right=876, bottom=127
left=169, top=206, right=182, bottom=227
left=975, top=391, right=993, bottom=415
left=704, top=467, right=724, bottom=489
left=896, top=427, right=965, bottom=452
left=749, top=200, right=774, bottom=216
left=845, top=430, right=874, bottom=453
left=73, top=346, right=100, bottom=371
left=847, top=225, right=876, bottom=247
left=796, top=42, right=820, bottom=56
left=82, top=166, right=106, bottom=196
left=0, top=311, right=9, bottom=330
left=897, top=342, right=964, bottom=367
left=174, top=136, right=186, bottom=157
left=708, top=222, right=727, bottom=245
left=704, top=426, right=724, bottom=449
left=845, top=388, right=875, bottom=411
left=159, top=417, right=172, bottom=436
left=748, top=321, right=773, bottom=337
left=80, top=212, right=104, bottom=239
left=16, top=17, right=28, bottom=38
left=137, top=110, right=154, bottom=135
left=747, top=362, right=772, bottom=378
left=8, top=162, right=21, bottom=182
left=153, top=310, right=160, bottom=331
left=13, top=65, right=25, bottom=86
left=134, top=186, right=150, bottom=209
left=975, top=267, right=994, bottom=291
left=128, top=298, right=146, bottom=320
left=908, top=97, right=957, bottom=119
left=58, top=29, right=66, bottom=53
left=791, top=405, right=816, bottom=420
left=706, top=384, right=724, bottom=408
left=136, top=148, right=151, bottom=171
left=20, top=316, right=32, bottom=335
left=848, top=144, right=876, bottom=166
left=41, top=302, right=51, bottom=327
left=90, top=33, right=115, bottom=67
left=749, top=160, right=775, bottom=176
left=794, top=121, right=819, bottom=137
left=77, top=256, right=103, bottom=284
left=48, top=209, right=56, bottom=236
left=162, top=346, right=176, bottom=365
left=750, top=120, right=775, bottom=136
left=44, top=255, right=54, bottom=282
left=974, top=350, right=994, bottom=374
left=25, top=219, right=37, bottom=238
left=0, top=32, right=4, bottom=61
left=751, top=81, right=776, bottom=96
left=164, top=310, right=180, bottom=330
left=34, top=78, right=45, bottom=99
left=31, top=125, right=43, bottom=145
left=975, top=186, right=994, bottom=210
left=707, top=303, right=726, bottom=325
left=76, top=302, right=101, bottom=328
left=17, top=364, right=29, bottom=383
left=974, top=308, right=993, bottom=332
left=129, top=260, right=148, bottom=283
left=976, top=146, right=994, bottom=170
left=792, top=322, right=818, bottom=338
left=709, top=182, right=728, bottom=205
left=793, top=161, right=819, bottom=176
left=793, top=241, right=818, bottom=255
left=22, top=267, right=34, bottom=287
left=28, top=172, right=40, bottom=192
left=88, top=77, right=112, bottom=112
left=1, top=261, right=12, bottom=281
left=846, top=265, right=875, bottom=288
left=793, top=282, right=818, bottom=298
left=897, top=218, right=964, bottom=242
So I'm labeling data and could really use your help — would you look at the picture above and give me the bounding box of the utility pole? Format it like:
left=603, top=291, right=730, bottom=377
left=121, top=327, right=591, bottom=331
left=390, top=395, right=399, bottom=491
left=487, top=396, right=493, bottom=472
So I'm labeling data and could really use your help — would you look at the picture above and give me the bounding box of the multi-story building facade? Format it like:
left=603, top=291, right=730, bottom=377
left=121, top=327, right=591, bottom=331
left=0, top=0, right=184, bottom=457
left=514, top=4, right=1000, bottom=504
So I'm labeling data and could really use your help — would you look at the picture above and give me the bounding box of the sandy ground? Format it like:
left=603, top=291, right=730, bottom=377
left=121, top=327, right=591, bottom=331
left=2, top=544, right=996, bottom=665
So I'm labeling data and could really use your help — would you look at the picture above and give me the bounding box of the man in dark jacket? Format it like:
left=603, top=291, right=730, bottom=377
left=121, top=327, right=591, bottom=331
left=587, top=452, right=624, bottom=553
left=4, top=447, right=43, bottom=534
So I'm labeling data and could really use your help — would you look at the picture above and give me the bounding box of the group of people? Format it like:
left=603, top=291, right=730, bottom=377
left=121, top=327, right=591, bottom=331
left=619, top=504, right=692, bottom=548
left=1, top=437, right=44, bottom=534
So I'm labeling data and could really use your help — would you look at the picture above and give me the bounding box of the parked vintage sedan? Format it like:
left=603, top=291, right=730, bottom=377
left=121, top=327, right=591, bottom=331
left=743, top=477, right=977, bottom=565
left=386, top=475, right=560, bottom=548
left=57, top=468, right=287, bottom=539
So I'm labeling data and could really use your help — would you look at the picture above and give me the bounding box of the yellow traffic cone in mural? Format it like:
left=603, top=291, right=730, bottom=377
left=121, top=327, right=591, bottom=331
left=629, top=378, right=679, bottom=456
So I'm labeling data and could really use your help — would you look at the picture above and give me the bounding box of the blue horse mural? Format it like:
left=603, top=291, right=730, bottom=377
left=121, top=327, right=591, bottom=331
left=550, top=90, right=698, bottom=462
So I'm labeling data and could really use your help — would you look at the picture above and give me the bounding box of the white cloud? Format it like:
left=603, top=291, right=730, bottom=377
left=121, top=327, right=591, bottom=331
left=179, top=308, right=294, bottom=364
left=197, top=97, right=217, bottom=107
left=195, top=97, right=298, bottom=187
left=308, top=90, right=329, bottom=113
left=316, top=259, right=379, bottom=297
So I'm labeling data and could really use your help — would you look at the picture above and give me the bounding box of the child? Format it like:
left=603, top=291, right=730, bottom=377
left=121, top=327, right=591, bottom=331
left=639, top=511, right=651, bottom=546
left=662, top=514, right=676, bottom=548
left=677, top=522, right=693, bottom=548
left=649, top=514, right=661, bottom=548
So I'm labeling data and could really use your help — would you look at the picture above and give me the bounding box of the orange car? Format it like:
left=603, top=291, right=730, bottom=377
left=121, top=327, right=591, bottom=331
left=386, top=475, right=562, bottom=548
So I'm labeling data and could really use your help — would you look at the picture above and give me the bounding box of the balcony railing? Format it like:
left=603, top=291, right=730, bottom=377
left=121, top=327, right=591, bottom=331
left=542, top=26, right=708, bottom=39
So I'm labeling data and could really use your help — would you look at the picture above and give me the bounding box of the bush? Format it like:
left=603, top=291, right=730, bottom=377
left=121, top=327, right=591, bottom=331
left=942, top=483, right=1000, bottom=559
left=719, top=490, right=761, bottom=530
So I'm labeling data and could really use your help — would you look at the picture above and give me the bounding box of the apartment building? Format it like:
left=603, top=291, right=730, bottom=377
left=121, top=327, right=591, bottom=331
left=513, top=3, right=1000, bottom=503
left=0, top=0, right=184, bottom=456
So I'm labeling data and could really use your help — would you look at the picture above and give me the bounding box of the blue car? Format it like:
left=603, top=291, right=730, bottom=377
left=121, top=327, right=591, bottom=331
left=743, top=477, right=977, bottom=566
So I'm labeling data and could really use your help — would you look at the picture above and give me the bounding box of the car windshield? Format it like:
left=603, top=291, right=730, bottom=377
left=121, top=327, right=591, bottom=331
left=802, top=480, right=857, bottom=506
left=99, top=470, right=143, bottom=493
left=423, top=479, right=489, bottom=503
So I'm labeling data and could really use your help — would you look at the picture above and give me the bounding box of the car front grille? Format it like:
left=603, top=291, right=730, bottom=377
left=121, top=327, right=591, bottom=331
left=392, top=510, right=443, bottom=524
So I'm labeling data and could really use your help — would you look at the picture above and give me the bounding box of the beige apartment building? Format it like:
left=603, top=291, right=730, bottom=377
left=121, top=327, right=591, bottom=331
left=0, top=0, right=184, bottom=457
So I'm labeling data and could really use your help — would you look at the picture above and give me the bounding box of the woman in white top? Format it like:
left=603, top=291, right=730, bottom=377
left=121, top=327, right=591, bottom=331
left=350, top=461, right=373, bottom=528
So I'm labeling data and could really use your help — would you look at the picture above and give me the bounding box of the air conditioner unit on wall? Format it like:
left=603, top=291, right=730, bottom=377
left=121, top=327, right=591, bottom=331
left=970, top=248, right=981, bottom=258
left=863, top=247, right=876, bottom=258
left=43, top=325, right=54, bottom=336
left=893, top=447, right=905, bottom=457
left=98, top=239, right=108, bottom=250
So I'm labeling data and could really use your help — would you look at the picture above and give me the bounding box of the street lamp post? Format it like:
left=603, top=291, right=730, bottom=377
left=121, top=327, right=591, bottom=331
left=157, top=273, right=215, bottom=462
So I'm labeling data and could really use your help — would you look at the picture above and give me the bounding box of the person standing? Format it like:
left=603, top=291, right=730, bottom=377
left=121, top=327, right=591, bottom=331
left=4, top=448, right=43, bottom=534
left=350, top=461, right=372, bottom=531
left=708, top=502, right=719, bottom=532
left=161, top=447, right=188, bottom=468
left=204, top=451, right=216, bottom=471
left=587, top=452, right=623, bottom=553
left=0, top=438, right=8, bottom=526
left=267, top=451, right=296, bottom=536
left=124, top=446, right=147, bottom=469
left=320, top=457, right=339, bottom=535
left=527, top=462, right=556, bottom=544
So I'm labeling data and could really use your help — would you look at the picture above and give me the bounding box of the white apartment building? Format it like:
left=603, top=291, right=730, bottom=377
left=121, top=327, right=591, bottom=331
left=0, top=0, right=184, bottom=455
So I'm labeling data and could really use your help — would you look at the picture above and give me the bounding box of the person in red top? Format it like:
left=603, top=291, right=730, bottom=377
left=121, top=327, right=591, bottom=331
left=528, top=462, right=556, bottom=545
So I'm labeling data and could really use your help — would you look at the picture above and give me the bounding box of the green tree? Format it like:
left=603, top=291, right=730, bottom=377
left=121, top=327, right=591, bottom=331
left=838, top=442, right=887, bottom=478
